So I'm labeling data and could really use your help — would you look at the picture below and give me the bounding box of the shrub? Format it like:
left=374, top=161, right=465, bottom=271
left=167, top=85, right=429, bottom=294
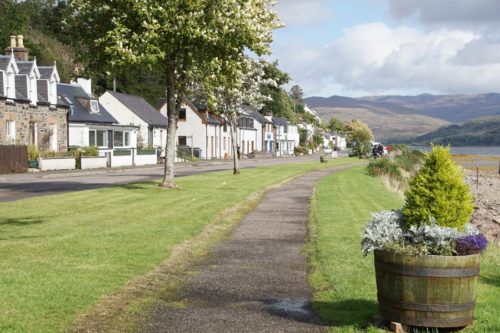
left=367, top=158, right=402, bottom=180
left=361, top=210, right=403, bottom=256
left=403, top=146, right=473, bottom=230
left=74, top=146, right=99, bottom=169
left=394, top=149, right=424, bottom=172
left=28, top=145, right=39, bottom=160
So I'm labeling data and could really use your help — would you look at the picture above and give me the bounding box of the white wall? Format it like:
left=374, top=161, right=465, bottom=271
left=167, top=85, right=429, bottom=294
left=38, top=157, right=76, bottom=171
left=81, top=156, right=107, bottom=169
left=69, top=123, right=89, bottom=147
left=175, top=104, right=205, bottom=156
left=237, top=128, right=258, bottom=155
left=252, top=119, right=263, bottom=153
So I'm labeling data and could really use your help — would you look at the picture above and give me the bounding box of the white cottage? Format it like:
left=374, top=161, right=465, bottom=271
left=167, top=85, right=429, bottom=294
left=99, top=91, right=168, bottom=150
left=272, top=117, right=300, bottom=156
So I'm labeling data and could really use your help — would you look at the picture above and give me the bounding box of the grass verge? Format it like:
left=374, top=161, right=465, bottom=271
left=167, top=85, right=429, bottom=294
left=307, top=166, right=500, bottom=332
left=0, top=158, right=356, bottom=333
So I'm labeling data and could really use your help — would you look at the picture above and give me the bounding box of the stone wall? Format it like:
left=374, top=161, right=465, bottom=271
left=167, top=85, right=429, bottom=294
left=0, top=99, right=68, bottom=151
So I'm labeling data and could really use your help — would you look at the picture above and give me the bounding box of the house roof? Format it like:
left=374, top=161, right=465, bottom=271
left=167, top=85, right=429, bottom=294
left=248, top=109, right=273, bottom=125
left=107, top=91, right=168, bottom=128
left=0, top=56, right=11, bottom=71
left=58, top=83, right=118, bottom=124
left=38, top=66, right=55, bottom=80
left=16, top=61, right=35, bottom=75
left=205, top=111, right=223, bottom=125
left=272, top=117, right=289, bottom=127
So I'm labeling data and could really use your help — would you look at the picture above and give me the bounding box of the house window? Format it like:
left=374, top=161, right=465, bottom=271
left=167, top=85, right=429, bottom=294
left=223, top=123, right=227, bottom=132
left=284, top=124, right=288, bottom=133
left=178, top=136, right=187, bottom=146
left=6, top=120, right=15, bottom=144
left=90, top=100, right=99, bottom=113
left=96, top=130, right=107, bottom=147
left=179, top=108, right=186, bottom=120
left=89, top=130, right=96, bottom=146
left=114, top=131, right=130, bottom=147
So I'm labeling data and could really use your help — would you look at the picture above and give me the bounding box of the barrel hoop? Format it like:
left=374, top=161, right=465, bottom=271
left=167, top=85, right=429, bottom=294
left=378, top=294, right=476, bottom=312
left=380, top=309, right=473, bottom=328
left=375, top=259, right=480, bottom=277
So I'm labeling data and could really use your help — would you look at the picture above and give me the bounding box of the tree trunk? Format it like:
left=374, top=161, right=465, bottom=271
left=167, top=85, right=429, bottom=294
left=160, top=69, right=178, bottom=188
left=229, top=113, right=240, bottom=175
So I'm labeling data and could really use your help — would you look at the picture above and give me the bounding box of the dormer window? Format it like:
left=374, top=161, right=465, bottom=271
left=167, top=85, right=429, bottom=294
left=90, top=100, right=99, bottom=113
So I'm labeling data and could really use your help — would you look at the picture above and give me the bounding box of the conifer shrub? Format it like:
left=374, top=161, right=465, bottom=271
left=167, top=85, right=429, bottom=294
left=402, top=146, right=473, bottom=230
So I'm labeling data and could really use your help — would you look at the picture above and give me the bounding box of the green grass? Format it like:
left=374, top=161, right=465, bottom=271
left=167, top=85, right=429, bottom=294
left=308, top=166, right=500, bottom=332
left=0, top=159, right=355, bottom=333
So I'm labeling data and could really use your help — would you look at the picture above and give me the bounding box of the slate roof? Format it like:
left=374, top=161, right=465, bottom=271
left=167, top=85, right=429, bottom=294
left=108, top=91, right=168, bottom=128
left=0, top=56, right=11, bottom=71
left=249, top=109, right=273, bottom=125
left=15, top=75, right=28, bottom=100
left=16, top=61, right=34, bottom=75
left=58, top=83, right=117, bottom=124
left=205, top=111, right=223, bottom=125
left=272, top=117, right=289, bottom=127
left=38, top=66, right=54, bottom=80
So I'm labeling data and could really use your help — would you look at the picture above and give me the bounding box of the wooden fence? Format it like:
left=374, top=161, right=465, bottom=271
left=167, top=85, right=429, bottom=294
left=0, top=145, right=28, bottom=174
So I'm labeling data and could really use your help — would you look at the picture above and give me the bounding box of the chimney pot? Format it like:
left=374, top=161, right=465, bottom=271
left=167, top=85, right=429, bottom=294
left=9, top=35, right=16, bottom=48
left=17, top=35, right=24, bottom=48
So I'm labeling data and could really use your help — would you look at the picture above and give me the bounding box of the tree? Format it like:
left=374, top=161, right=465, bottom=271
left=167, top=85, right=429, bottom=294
left=289, top=85, right=304, bottom=105
left=71, top=0, right=279, bottom=188
left=206, top=58, right=274, bottom=175
left=343, top=119, right=373, bottom=158
left=403, top=146, right=473, bottom=229
left=327, top=117, right=344, bottom=134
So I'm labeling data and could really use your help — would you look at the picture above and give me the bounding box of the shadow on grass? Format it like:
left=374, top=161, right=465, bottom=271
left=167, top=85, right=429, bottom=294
left=0, top=217, right=44, bottom=226
left=480, top=274, right=500, bottom=289
left=312, top=298, right=379, bottom=329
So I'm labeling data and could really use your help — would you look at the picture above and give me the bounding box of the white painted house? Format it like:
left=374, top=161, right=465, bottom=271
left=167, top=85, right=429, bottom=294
left=157, top=100, right=231, bottom=160
left=237, top=108, right=261, bottom=156
left=271, top=117, right=300, bottom=156
left=99, top=91, right=168, bottom=151
left=59, top=79, right=137, bottom=151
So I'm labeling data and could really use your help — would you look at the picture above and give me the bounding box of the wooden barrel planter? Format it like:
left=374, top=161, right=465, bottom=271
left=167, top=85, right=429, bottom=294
left=374, top=250, right=480, bottom=328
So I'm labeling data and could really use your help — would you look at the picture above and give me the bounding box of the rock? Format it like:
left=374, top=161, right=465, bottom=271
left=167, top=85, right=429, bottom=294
left=390, top=322, right=405, bottom=333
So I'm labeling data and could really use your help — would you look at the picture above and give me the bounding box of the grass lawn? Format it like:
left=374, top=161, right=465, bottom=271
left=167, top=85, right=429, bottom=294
left=308, top=166, right=500, bottom=332
left=0, top=159, right=356, bottom=333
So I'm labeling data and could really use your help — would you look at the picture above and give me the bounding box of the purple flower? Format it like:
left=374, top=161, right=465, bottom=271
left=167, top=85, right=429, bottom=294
left=455, top=234, right=488, bottom=255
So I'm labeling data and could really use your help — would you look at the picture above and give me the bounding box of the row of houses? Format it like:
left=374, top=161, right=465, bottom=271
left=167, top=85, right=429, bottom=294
left=0, top=35, right=303, bottom=162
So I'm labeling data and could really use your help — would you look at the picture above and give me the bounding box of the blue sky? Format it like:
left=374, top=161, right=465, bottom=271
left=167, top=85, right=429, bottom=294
left=273, top=0, right=500, bottom=97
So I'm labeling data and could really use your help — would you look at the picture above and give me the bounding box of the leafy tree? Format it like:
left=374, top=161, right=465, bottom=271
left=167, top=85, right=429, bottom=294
left=403, top=146, right=473, bottom=229
left=343, top=119, right=373, bottom=158
left=71, top=0, right=279, bottom=188
left=207, top=58, right=274, bottom=175
left=327, top=117, right=344, bottom=134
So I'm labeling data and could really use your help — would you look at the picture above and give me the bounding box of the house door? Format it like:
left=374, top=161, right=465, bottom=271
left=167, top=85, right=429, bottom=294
left=148, top=127, right=154, bottom=146
left=108, top=130, right=113, bottom=149
left=29, top=122, right=38, bottom=147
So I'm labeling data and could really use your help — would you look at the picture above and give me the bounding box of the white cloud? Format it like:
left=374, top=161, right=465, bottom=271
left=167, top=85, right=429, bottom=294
left=273, top=21, right=500, bottom=96
left=275, top=0, right=334, bottom=27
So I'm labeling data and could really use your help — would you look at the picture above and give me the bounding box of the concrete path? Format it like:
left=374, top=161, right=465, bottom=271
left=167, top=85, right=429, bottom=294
left=142, top=167, right=340, bottom=333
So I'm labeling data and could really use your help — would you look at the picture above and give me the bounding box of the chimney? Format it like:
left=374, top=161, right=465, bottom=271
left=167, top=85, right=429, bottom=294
left=4, top=34, right=29, bottom=61
left=77, top=78, right=93, bottom=95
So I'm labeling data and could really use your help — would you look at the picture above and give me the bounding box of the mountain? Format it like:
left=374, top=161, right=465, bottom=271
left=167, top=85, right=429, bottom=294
left=305, top=93, right=500, bottom=141
left=412, top=116, right=500, bottom=146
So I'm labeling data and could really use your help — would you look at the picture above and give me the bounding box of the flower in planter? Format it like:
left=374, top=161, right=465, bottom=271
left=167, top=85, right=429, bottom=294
left=455, top=234, right=488, bottom=255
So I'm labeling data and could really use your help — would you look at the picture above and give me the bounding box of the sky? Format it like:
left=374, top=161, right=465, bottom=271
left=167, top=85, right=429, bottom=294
left=272, top=0, right=500, bottom=97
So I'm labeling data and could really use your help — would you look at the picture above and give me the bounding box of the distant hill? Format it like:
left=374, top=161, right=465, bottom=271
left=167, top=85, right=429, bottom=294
left=305, top=93, right=500, bottom=141
left=412, top=116, right=500, bottom=146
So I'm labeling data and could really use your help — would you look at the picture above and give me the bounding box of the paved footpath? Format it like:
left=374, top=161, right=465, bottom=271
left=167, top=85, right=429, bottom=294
left=142, top=167, right=344, bottom=333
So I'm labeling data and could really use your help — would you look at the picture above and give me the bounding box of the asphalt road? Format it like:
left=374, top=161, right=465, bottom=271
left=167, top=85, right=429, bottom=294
left=0, top=155, right=330, bottom=203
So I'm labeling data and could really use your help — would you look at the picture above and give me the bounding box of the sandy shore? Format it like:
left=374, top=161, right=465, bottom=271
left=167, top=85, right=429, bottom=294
left=465, top=170, right=500, bottom=244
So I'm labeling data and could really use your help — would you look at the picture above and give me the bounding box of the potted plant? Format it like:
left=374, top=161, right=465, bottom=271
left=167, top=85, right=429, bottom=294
left=27, top=145, right=39, bottom=169
left=362, top=146, right=488, bottom=329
